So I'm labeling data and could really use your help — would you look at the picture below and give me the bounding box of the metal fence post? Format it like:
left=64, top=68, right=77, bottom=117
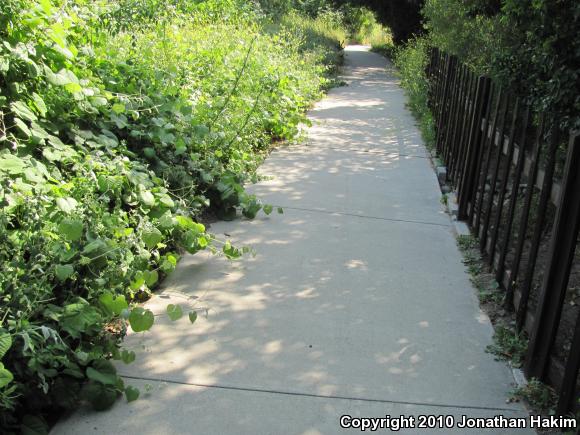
left=525, top=133, right=580, bottom=383
left=458, top=76, right=491, bottom=220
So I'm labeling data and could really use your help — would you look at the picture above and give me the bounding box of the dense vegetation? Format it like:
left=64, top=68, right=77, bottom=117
left=258, top=0, right=392, bottom=46
left=338, top=0, right=424, bottom=44
left=373, top=0, right=580, bottom=145
left=0, top=0, right=351, bottom=431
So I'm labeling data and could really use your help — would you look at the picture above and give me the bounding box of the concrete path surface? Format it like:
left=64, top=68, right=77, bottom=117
left=53, top=46, right=533, bottom=434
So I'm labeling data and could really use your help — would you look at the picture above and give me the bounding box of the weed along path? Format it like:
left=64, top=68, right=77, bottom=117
left=54, top=47, right=533, bottom=434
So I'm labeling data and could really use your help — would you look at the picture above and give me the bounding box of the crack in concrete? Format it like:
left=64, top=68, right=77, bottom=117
left=274, top=145, right=431, bottom=159
left=120, top=374, right=524, bottom=413
left=273, top=205, right=452, bottom=228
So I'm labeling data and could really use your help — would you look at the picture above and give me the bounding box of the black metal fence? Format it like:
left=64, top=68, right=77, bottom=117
left=426, top=47, right=580, bottom=415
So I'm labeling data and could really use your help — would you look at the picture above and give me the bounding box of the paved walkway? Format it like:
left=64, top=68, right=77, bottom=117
left=54, top=47, right=532, bottom=434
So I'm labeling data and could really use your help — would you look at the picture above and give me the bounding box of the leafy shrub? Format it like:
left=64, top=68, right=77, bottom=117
left=275, top=9, right=347, bottom=75
left=391, top=37, right=436, bottom=148
left=0, top=0, right=344, bottom=431
left=257, top=0, right=333, bottom=18
left=340, top=5, right=391, bottom=46
left=332, top=0, right=425, bottom=44
left=422, top=0, right=580, bottom=131
left=370, top=42, right=396, bottom=60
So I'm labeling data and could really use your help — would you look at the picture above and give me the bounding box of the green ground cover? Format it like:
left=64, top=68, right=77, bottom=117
left=0, top=0, right=348, bottom=431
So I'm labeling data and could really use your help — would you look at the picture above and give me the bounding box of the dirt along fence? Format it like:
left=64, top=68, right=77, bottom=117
left=426, top=47, right=580, bottom=416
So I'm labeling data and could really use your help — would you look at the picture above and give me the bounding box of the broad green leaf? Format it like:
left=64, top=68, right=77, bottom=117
left=39, top=0, right=53, bottom=14
left=10, top=101, right=37, bottom=121
left=45, top=67, right=78, bottom=86
left=58, top=219, right=83, bottom=241
left=0, top=330, right=12, bottom=359
left=32, top=93, right=47, bottom=116
left=175, top=215, right=205, bottom=232
left=157, top=194, right=174, bottom=208
left=64, top=82, right=82, bottom=94
left=99, top=293, right=128, bottom=316
left=55, top=264, right=74, bottom=281
left=60, top=303, right=100, bottom=338
left=188, top=311, right=198, bottom=324
left=128, top=307, right=154, bottom=332
left=223, top=240, right=242, bottom=259
left=277, top=207, right=284, bottom=214
left=0, top=154, right=26, bottom=175
left=112, top=103, right=125, bottom=114
left=143, top=147, right=156, bottom=159
left=14, top=118, right=31, bottom=137
left=56, top=197, right=78, bottom=213
left=197, top=236, right=208, bottom=248
left=175, top=215, right=195, bottom=229
left=160, top=254, right=178, bottom=273
left=139, top=190, right=155, bottom=206
left=174, top=138, right=187, bottom=155
left=81, top=381, right=117, bottom=411
left=82, top=239, right=107, bottom=255
left=125, top=386, right=140, bottom=402
left=24, top=167, right=44, bottom=183
left=142, top=227, right=163, bottom=249
left=166, top=304, right=182, bottom=321
left=86, top=367, right=117, bottom=386
left=30, top=122, right=49, bottom=140
left=120, top=349, right=136, bottom=364
left=242, top=201, right=261, bottom=219
left=130, top=276, right=145, bottom=291
left=143, top=270, right=158, bottom=287
left=263, top=204, right=273, bottom=215
left=90, top=96, right=108, bottom=107
left=0, top=363, right=14, bottom=388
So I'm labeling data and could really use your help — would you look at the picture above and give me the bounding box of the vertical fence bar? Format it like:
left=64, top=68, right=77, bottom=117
left=506, top=115, right=544, bottom=313
left=525, top=133, right=580, bottom=382
left=434, top=52, right=448, bottom=142
left=516, top=126, right=561, bottom=330
left=451, top=70, right=475, bottom=185
left=469, top=83, right=496, bottom=227
left=458, top=76, right=491, bottom=219
left=455, top=71, right=477, bottom=187
left=426, top=48, right=580, bottom=413
left=497, top=106, right=531, bottom=289
left=453, top=70, right=474, bottom=185
left=435, top=56, right=457, bottom=155
left=445, top=65, right=465, bottom=169
left=557, top=308, right=580, bottom=415
left=480, top=93, right=509, bottom=252
left=441, top=58, right=461, bottom=160
left=446, top=65, right=465, bottom=175
left=487, top=99, right=521, bottom=267
left=473, top=86, right=501, bottom=233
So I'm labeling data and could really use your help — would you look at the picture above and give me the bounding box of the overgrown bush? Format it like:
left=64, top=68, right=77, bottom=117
left=332, top=0, right=425, bottom=44
left=390, top=37, right=436, bottom=148
left=274, top=9, right=347, bottom=75
left=339, top=5, right=391, bottom=45
left=0, top=0, right=344, bottom=431
left=257, top=0, right=333, bottom=18
left=422, top=0, right=580, bottom=131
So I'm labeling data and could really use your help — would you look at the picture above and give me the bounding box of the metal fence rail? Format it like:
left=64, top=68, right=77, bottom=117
left=426, top=47, right=580, bottom=415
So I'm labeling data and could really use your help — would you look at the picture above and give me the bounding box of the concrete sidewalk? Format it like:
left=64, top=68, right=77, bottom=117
left=53, top=46, right=532, bottom=434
